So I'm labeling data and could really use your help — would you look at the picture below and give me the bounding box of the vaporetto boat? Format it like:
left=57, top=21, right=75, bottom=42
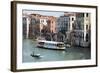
left=37, top=40, right=66, bottom=50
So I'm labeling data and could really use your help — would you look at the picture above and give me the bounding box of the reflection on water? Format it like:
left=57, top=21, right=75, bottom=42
left=22, top=39, right=91, bottom=63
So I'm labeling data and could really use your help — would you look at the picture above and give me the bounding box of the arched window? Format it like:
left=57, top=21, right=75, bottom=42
left=86, top=13, right=88, bottom=17
left=86, top=25, right=88, bottom=30
left=72, top=18, right=74, bottom=21
left=86, top=33, right=88, bottom=42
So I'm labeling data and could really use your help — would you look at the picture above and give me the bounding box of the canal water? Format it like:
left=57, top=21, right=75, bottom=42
left=22, top=39, right=91, bottom=63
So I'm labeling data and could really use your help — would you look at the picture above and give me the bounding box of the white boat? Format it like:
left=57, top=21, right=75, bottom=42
left=37, top=40, right=66, bottom=50
left=30, top=51, right=43, bottom=58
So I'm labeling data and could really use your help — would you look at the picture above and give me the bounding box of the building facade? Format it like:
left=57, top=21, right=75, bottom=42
left=22, top=13, right=57, bottom=39
left=56, top=12, right=76, bottom=43
left=64, top=12, right=76, bottom=31
left=22, top=12, right=91, bottom=47
left=72, top=13, right=91, bottom=47
left=56, top=16, right=69, bottom=34
left=22, top=13, right=31, bottom=38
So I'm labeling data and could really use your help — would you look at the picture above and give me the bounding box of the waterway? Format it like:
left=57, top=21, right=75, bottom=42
left=22, top=39, right=91, bottom=63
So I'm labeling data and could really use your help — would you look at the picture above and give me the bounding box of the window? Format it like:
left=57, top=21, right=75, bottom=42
left=23, top=17, right=27, bottom=25
left=72, top=23, right=75, bottom=30
left=86, top=13, right=88, bottom=17
left=72, top=18, right=74, bottom=21
left=38, top=42, right=44, bottom=45
left=42, top=20, right=44, bottom=22
left=86, top=33, right=88, bottom=42
left=52, top=21, right=53, bottom=24
left=86, top=25, right=88, bottom=30
left=82, top=13, right=84, bottom=17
